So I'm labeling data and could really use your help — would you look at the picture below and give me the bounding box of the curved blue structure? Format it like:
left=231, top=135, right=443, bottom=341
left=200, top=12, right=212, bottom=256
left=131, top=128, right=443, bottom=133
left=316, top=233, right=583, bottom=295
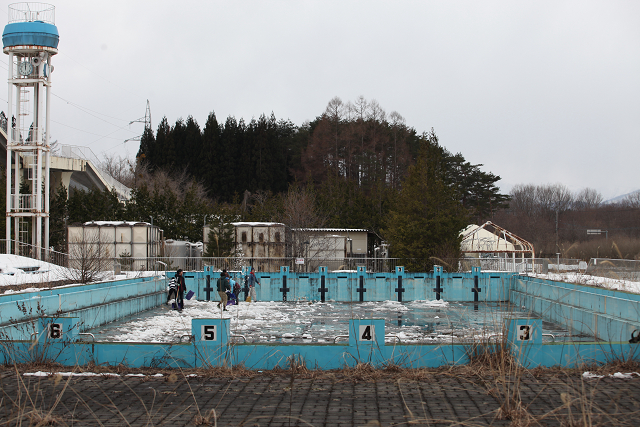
left=2, top=21, right=59, bottom=49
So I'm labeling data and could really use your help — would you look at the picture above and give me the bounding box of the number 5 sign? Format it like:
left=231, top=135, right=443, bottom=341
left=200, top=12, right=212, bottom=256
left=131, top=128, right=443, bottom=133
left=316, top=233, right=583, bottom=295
left=359, top=325, right=375, bottom=342
left=201, top=325, right=217, bottom=341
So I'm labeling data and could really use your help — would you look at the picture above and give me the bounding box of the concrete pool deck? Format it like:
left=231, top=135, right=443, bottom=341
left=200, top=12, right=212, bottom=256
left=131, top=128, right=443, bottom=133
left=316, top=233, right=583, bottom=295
left=2, top=367, right=639, bottom=426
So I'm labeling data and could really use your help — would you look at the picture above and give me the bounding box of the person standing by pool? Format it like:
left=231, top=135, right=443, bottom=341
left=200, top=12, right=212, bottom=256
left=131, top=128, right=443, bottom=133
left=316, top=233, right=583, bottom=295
left=217, top=269, right=230, bottom=311
left=248, top=267, right=260, bottom=302
left=175, top=269, right=186, bottom=311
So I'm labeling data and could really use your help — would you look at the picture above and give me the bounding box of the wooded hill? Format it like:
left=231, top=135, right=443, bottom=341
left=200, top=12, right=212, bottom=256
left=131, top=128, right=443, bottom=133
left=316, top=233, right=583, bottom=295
left=136, top=96, right=508, bottom=224
left=16, top=96, right=507, bottom=266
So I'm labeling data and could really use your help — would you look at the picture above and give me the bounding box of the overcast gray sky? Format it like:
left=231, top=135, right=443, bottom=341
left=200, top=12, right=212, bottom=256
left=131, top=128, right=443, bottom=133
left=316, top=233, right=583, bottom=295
left=2, top=1, right=639, bottom=199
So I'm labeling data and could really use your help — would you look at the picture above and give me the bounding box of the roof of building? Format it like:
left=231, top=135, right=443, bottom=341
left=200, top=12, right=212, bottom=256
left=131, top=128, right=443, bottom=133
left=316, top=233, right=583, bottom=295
left=293, top=228, right=369, bottom=232
left=83, top=221, right=153, bottom=227
left=231, top=222, right=285, bottom=227
left=460, top=221, right=534, bottom=255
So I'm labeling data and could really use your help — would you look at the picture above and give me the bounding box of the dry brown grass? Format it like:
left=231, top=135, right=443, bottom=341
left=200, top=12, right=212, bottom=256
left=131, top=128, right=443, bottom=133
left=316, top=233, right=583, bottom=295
left=558, top=235, right=640, bottom=260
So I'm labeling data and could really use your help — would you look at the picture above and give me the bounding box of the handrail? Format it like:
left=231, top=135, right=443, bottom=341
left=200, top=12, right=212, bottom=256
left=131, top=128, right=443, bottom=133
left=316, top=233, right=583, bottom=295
left=333, top=335, right=349, bottom=343
left=230, top=334, right=247, bottom=343
left=78, top=333, right=95, bottom=342
left=179, top=334, right=193, bottom=343
left=542, top=333, right=556, bottom=342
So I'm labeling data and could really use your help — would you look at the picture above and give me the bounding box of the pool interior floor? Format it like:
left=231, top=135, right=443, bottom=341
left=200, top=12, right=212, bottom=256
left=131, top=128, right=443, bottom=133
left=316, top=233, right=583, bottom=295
left=87, top=300, right=597, bottom=344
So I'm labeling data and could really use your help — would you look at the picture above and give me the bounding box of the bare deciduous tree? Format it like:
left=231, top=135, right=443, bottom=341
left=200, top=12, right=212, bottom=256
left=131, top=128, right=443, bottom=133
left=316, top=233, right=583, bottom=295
left=66, top=230, right=112, bottom=284
left=278, top=185, right=330, bottom=261
left=573, top=188, right=603, bottom=210
left=102, top=153, right=135, bottom=187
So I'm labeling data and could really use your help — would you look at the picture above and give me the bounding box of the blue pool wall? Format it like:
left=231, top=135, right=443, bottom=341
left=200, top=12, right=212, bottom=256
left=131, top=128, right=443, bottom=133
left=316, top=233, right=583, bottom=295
left=511, top=275, right=640, bottom=342
left=0, top=276, right=165, bottom=340
left=1, top=265, right=640, bottom=369
left=2, top=317, right=638, bottom=370
left=191, top=265, right=511, bottom=303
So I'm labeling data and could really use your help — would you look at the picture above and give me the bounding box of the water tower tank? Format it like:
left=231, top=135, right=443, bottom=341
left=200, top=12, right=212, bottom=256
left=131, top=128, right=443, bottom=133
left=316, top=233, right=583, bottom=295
left=2, top=3, right=59, bottom=51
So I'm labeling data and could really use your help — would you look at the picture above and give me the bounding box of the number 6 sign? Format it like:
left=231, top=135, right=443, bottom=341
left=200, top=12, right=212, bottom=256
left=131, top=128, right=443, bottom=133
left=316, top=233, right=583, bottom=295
left=48, top=323, right=63, bottom=339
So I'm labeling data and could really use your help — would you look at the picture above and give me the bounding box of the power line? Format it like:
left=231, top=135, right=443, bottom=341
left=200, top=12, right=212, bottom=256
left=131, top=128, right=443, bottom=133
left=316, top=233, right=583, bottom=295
left=51, top=119, right=131, bottom=140
left=51, top=92, right=131, bottom=126
left=56, top=51, right=147, bottom=105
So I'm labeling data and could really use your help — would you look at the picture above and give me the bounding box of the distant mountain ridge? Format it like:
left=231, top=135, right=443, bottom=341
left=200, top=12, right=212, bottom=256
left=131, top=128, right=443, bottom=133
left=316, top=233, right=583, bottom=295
left=605, top=190, right=640, bottom=204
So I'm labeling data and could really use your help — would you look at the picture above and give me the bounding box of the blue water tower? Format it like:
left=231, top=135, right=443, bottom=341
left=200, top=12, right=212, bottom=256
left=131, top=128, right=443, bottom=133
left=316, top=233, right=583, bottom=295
left=2, top=3, right=59, bottom=256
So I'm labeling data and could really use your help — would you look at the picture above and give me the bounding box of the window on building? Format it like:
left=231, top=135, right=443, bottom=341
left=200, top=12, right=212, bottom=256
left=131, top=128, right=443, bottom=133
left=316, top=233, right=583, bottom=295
left=259, top=233, right=264, bottom=243
left=241, top=231, right=247, bottom=243
left=275, top=232, right=281, bottom=242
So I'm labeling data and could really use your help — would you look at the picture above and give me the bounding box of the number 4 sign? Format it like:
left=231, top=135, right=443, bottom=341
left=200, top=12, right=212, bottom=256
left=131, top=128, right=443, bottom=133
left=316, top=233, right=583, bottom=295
left=359, top=325, right=375, bottom=342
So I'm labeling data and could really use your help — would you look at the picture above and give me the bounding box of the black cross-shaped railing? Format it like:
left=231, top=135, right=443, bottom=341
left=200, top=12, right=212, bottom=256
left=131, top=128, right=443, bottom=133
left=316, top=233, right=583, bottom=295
left=203, top=275, right=214, bottom=301
left=318, top=275, right=328, bottom=302
left=395, top=276, right=405, bottom=302
left=280, top=276, right=290, bottom=302
left=433, top=275, right=443, bottom=301
left=357, top=275, right=367, bottom=302
left=472, top=275, right=482, bottom=303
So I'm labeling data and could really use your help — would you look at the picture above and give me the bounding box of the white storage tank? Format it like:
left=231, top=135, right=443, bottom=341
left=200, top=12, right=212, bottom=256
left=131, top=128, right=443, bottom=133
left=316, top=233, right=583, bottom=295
left=67, top=221, right=163, bottom=259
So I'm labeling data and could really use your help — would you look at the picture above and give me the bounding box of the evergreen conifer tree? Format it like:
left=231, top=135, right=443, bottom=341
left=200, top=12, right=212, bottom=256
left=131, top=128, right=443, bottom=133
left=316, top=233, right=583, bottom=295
left=383, top=132, right=468, bottom=271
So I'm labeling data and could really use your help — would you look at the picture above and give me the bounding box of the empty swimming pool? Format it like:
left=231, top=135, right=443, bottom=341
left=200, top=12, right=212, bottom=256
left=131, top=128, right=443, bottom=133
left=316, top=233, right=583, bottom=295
left=88, top=299, right=596, bottom=344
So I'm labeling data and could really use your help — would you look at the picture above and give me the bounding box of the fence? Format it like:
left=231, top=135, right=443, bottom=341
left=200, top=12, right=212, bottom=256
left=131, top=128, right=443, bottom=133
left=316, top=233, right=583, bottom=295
left=109, top=257, right=401, bottom=274
left=104, top=256, right=586, bottom=274
left=455, top=257, right=585, bottom=274
left=0, top=241, right=626, bottom=279
left=586, top=258, right=640, bottom=282
left=0, top=239, right=68, bottom=267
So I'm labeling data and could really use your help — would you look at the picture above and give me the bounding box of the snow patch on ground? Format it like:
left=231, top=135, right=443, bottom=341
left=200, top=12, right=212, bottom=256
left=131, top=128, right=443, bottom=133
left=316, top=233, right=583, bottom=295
left=0, top=254, right=161, bottom=292
left=583, top=371, right=640, bottom=379
left=529, top=272, right=640, bottom=294
left=24, top=371, right=167, bottom=377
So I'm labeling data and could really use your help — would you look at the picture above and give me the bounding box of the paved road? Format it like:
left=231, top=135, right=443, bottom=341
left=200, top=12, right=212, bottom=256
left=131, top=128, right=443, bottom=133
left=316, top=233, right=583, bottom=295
left=1, top=369, right=638, bottom=426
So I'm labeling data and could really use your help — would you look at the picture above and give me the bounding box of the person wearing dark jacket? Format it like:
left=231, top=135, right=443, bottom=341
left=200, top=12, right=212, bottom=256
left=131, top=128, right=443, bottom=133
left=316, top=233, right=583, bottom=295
left=167, top=277, right=178, bottom=306
left=217, top=270, right=230, bottom=311
left=175, top=269, right=186, bottom=311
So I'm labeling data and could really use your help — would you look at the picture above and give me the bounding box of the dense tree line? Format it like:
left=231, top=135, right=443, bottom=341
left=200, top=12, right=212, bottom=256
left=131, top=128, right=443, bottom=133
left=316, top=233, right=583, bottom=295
left=137, top=113, right=294, bottom=202
left=137, top=97, right=508, bottom=225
